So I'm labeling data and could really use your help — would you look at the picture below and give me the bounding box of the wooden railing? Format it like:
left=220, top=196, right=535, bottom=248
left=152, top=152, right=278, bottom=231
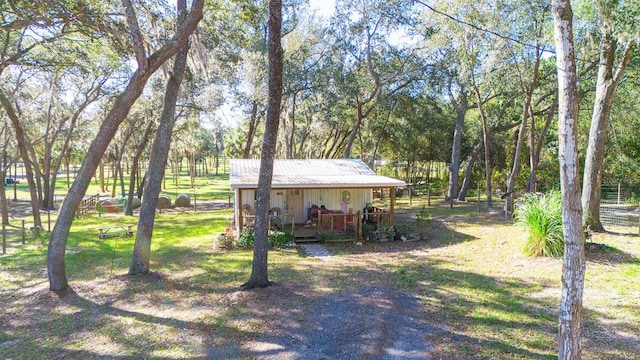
left=363, top=208, right=391, bottom=227
left=317, top=211, right=361, bottom=241
left=76, top=194, right=100, bottom=218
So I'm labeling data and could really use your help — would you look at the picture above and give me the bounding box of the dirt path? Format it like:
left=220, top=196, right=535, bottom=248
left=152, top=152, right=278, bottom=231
left=210, top=285, right=441, bottom=359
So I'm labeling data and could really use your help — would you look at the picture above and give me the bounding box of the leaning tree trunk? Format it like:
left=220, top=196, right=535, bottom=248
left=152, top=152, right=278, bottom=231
left=581, top=27, right=634, bottom=232
left=506, top=49, right=541, bottom=214
left=458, top=121, right=520, bottom=201
left=130, top=0, right=191, bottom=275
left=552, top=1, right=586, bottom=358
left=458, top=140, right=482, bottom=202
left=126, top=121, right=154, bottom=216
left=46, top=0, right=204, bottom=291
left=0, top=91, right=42, bottom=227
left=243, top=0, right=283, bottom=289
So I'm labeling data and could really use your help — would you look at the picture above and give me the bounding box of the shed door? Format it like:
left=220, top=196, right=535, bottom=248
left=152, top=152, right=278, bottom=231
left=286, top=189, right=303, bottom=224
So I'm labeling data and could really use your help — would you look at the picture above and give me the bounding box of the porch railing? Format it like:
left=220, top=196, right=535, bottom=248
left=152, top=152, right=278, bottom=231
left=317, top=211, right=361, bottom=241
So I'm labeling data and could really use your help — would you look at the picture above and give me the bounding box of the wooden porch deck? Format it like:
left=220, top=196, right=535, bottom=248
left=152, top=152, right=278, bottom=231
left=292, top=224, right=319, bottom=242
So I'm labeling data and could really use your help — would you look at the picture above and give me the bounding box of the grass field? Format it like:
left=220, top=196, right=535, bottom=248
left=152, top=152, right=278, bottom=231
left=0, top=181, right=638, bottom=359
left=4, top=162, right=233, bottom=205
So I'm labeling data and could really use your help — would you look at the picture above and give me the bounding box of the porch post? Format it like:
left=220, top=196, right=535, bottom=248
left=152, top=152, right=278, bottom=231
left=390, top=186, right=395, bottom=226
left=238, top=189, right=243, bottom=232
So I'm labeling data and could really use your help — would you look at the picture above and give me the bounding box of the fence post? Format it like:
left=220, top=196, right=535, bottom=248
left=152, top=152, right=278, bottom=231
left=48, top=209, right=51, bottom=232
left=22, top=220, right=25, bottom=244
left=477, top=184, right=481, bottom=213
left=617, top=182, right=621, bottom=205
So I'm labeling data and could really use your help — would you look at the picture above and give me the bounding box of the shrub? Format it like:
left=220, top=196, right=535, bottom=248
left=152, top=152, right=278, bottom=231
left=416, top=206, right=431, bottom=240
left=28, top=226, right=49, bottom=243
left=236, top=228, right=292, bottom=249
left=514, top=191, right=564, bottom=258
left=375, top=224, right=396, bottom=242
left=268, top=230, right=292, bottom=248
left=214, top=233, right=235, bottom=249
left=362, top=223, right=375, bottom=241
left=237, top=227, right=254, bottom=248
left=395, top=221, right=414, bottom=238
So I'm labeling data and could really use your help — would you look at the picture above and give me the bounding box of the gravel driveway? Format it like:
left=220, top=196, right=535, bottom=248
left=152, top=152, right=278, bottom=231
left=224, top=286, right=442, bottom=359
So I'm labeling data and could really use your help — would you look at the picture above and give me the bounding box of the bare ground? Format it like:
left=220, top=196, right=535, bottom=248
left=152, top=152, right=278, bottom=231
left=1, top=199, right=639, bottom=359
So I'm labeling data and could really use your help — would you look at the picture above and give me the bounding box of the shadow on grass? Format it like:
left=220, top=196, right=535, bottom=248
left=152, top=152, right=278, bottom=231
left=2, top=206, right=637, bottom=359
left=0, top=285, right=258, bottom=359
left=240, top=260, right=560, bottom=359
left=585, top=242, right=640, bottom=265
left=603, top=229, right=639, bottom=237
left=2, top=244, right=637, bottom=359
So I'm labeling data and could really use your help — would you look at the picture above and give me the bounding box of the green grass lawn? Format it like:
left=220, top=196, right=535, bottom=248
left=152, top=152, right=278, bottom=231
left=6, top=164, right=233, bottom=203
left=1, top=191, right=638, bottom=359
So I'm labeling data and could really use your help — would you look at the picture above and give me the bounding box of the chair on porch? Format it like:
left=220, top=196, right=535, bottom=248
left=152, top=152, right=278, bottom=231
left=269, top=207, right=282, bottom=229
left=242, top=204, right=255, bottom=227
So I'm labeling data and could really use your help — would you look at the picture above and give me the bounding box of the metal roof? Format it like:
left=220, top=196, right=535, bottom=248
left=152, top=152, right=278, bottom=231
left=230, top=159, right=405, bottom=189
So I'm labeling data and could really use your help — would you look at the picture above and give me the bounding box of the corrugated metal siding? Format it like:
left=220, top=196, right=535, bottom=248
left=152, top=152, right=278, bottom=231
left=230, top=159, right=404, bottom=189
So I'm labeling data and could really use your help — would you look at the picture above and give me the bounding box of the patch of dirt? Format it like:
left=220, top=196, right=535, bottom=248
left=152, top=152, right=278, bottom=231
left=212, top=283, right=442, bottom=360
left=157, top=200, right=231, bottom=213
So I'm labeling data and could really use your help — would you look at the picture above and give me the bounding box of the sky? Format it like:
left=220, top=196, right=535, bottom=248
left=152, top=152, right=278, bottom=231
left=309, top=0, right=336, bottom=18
left=213, top=0, right=336, bottom=129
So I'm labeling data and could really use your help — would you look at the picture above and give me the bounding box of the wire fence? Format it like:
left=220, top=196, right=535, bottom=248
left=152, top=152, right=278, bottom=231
left=393, top=183, right=639, bottom=234
left=599, top=184, right=638, bottom=233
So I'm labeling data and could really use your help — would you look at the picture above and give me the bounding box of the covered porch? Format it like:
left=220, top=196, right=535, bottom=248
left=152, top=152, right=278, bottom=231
left=229, top=159, right=404, bottom=241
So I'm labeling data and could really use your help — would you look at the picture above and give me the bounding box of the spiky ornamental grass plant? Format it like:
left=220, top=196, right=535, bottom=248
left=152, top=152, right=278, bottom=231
left=515, top=191, right=564, bottom=258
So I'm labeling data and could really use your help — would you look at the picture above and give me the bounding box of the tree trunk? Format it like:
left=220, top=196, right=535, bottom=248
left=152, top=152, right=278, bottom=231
left=27, top=145, right=44, bottom=208
left=527, top=104, right=537, bottom=193
left=458, top=141, right=482, bottom=202
left=111, top=160, right=118, bottom=198
left=126, top=121, right=154, bottom=215
left=446, top=83, right=468, bottom=201
left=528, top=96, right=557, bottom=192
left=296, top=112, right=313, bottom=158
left=119, top=161, right=126, bottom=197
left=99, top=160, right=105, bottom=192
left=137, top=172, right=147, bottom=198
left=130, top=0, right=192, bottom=275
left=458, top=122, right=520, bottom=201
left=46, top=0, right=204, bottom=291
left=244, top=0, right=283, bottom=289
left=0, top=91, right=42, bottom=227
left=243, top=101, right=262, bottom=159
left=0, top=151, right=8, bottom=225
left=552, top=1, right=586, bottom=358
left=472, top=84, right=492, bottom=207
left=343, top=100, right=365, bottom=159
left=506, top=48, right=542, bottom=214
left=65, top=152, right=70, bottom=189
left=581, top=24, right=633, bottom=232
